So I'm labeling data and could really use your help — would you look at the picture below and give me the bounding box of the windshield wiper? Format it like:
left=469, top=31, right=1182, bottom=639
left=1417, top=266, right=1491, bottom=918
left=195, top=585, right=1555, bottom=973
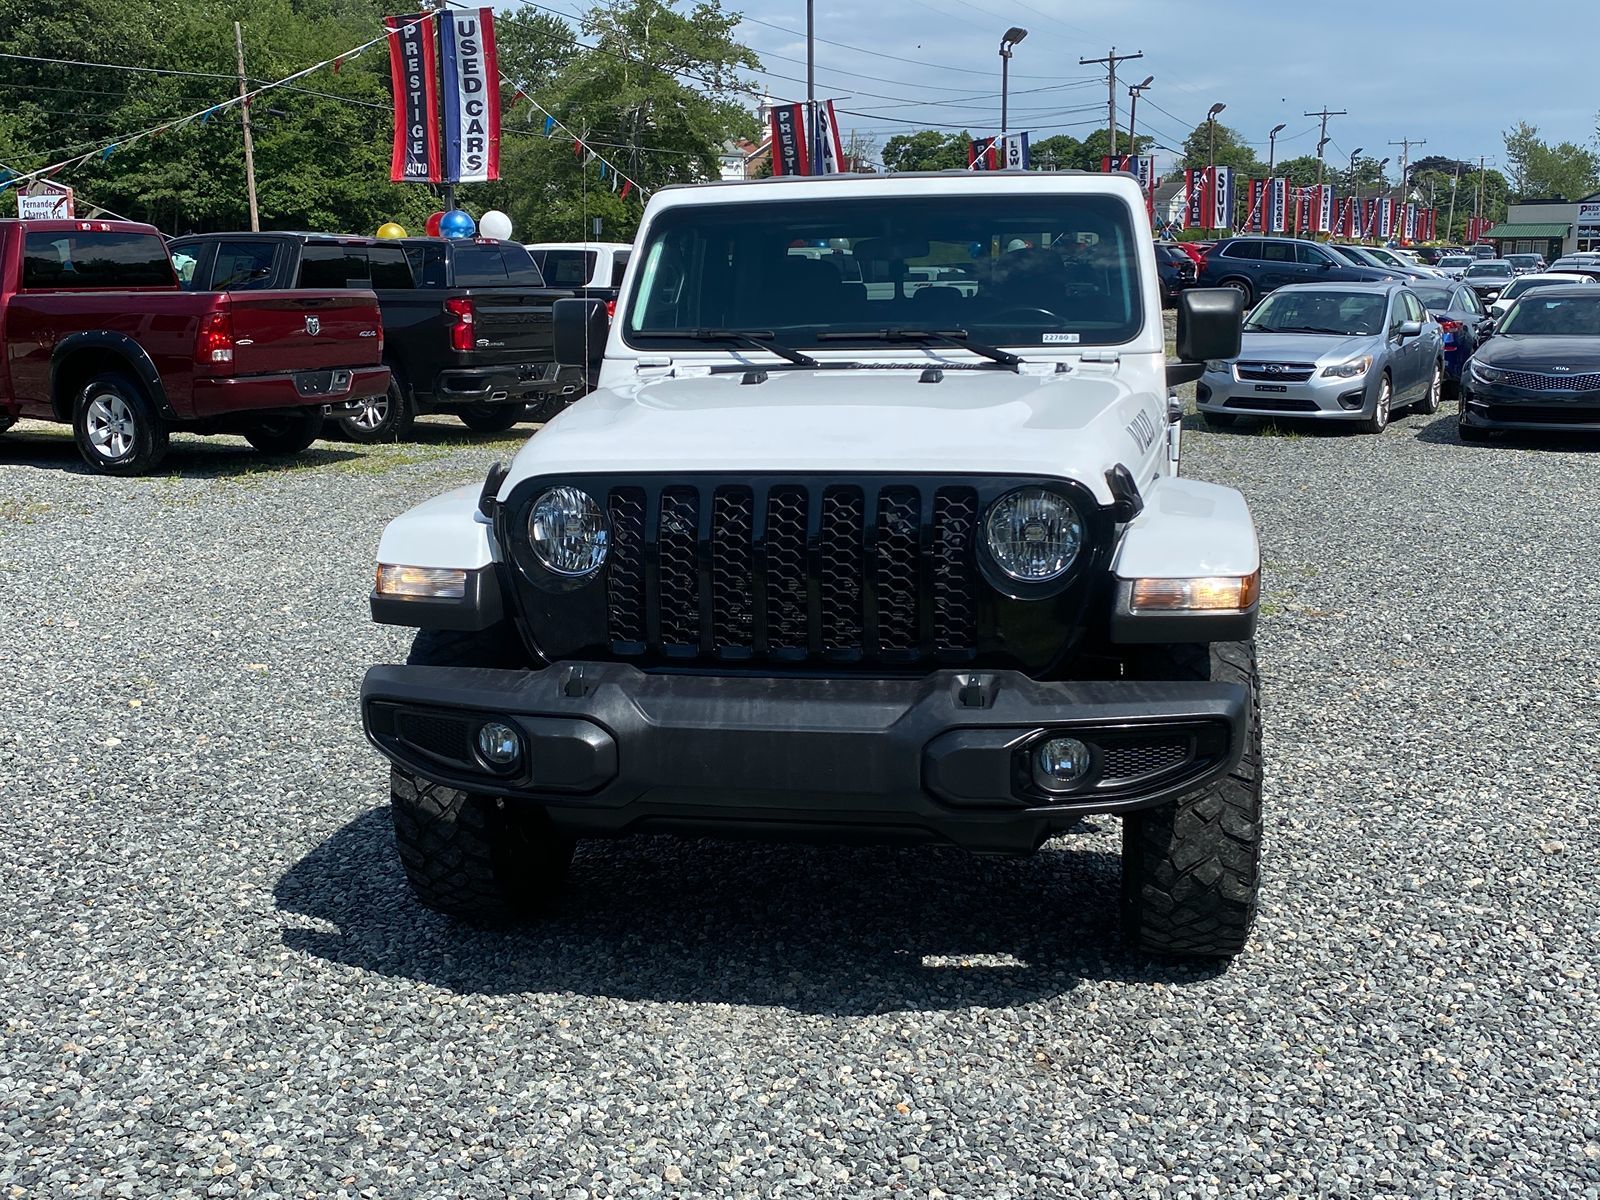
left=1254, top=325, right=1346, bottom=335
left=815, top=328, right=1022, bottom=368
left=636, top=328, right=818, bottom=367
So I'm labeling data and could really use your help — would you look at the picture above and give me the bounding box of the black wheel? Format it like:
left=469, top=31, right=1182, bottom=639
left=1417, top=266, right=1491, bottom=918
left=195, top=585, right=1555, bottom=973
left=339, top=372, right=415, bottom=443
left=1121, top=640, right=1263, bottom=959
left=389, top=624, right=572, bottom=921
left=1218, top=277, right=1254, bottom=308
left=457, top=403, right=529, bottom=433
left=1357, top=372, right=1392, bottom=434
left=1416, top=360, right=1443, bottom=415
left=1200, top=411, right=1238, bottom=429
left=0, top=414, right=14, bottom=436
left=72, top=372, right=170, bottom=476
left=242, top=407, right=324, bottom=455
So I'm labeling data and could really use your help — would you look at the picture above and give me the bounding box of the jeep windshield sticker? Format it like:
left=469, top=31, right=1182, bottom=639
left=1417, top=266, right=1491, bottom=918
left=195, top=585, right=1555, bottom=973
left=1043, top=332, right=1081, bottom=344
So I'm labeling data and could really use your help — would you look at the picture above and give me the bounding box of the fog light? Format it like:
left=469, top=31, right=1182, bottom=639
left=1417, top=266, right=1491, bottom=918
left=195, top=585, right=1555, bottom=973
left=1033, top=737, right=1091, bottom=793
left=476, top=721, right=521, bottom=767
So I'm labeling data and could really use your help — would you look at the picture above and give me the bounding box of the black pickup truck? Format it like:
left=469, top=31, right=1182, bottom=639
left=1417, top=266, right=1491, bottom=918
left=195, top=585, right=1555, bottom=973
left=168, top=232, right=583, bottom=441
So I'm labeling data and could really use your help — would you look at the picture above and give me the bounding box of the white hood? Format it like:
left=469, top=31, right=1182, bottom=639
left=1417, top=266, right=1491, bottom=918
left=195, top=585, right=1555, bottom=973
left=503, top=363, right=1166, bottom=505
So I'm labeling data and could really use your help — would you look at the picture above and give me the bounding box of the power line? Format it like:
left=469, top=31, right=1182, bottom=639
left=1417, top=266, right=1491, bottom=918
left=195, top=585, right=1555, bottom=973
left=0, top=50, right=236, bottom=79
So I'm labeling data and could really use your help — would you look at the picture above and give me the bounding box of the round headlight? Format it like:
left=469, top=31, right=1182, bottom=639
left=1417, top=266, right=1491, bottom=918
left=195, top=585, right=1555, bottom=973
left=528, top=486, right=608, bottom=576
left=984, top=487, right=1084, bottom=582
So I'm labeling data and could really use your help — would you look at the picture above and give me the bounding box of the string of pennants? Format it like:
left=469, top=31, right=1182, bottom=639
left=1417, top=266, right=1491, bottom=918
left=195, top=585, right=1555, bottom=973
left=0, top=8, right=647, bottom=205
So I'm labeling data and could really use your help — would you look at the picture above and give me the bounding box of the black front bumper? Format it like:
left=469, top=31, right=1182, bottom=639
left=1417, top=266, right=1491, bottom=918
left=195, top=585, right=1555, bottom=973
left=1461, top=383, right=1600, bottom=433
left=362, top=663, right=1247, bottom=854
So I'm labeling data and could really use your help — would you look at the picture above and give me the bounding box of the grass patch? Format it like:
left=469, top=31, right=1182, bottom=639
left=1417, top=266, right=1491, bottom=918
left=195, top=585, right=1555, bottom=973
left=0, top=498, right=51, bottom=522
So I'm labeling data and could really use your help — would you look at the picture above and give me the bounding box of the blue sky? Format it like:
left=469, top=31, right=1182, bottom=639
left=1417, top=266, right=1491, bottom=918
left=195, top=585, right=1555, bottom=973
left=725, top=0, right=1595, bottom=178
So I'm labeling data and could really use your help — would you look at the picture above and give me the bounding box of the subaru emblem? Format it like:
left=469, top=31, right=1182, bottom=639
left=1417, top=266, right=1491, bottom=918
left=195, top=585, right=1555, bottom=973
left=305, top=316, right=321, bottom=336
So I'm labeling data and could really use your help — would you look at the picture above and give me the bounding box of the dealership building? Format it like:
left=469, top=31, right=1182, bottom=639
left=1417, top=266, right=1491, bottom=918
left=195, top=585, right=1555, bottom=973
left=1483, top=194, right=1600, bottom=258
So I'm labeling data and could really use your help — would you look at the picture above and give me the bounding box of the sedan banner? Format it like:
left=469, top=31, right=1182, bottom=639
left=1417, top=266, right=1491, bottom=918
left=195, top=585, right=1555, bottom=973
left=439, top=7, right=501, bottom=183
left=386, top=13, right=441, bottom=183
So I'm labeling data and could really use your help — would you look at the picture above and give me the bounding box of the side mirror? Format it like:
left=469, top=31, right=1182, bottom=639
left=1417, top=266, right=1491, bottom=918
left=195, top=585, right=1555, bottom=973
left=1479, top=321, right=1495, bottom=339
left=1397, top=319, right=1423, bottom=338
left=1319, top=259, right=1334, bottom=270
left=553, top=297, right=609, bottom=369
left=1168, top=287, right=1244, bottom=386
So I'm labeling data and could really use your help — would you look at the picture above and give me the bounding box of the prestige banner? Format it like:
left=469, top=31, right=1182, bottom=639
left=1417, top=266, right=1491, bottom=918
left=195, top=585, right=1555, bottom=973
left=439, top=7, right=501, bottom=183
left=386, top=13, right=441, bottom=183
left=769, top=103, right=808, bottom=176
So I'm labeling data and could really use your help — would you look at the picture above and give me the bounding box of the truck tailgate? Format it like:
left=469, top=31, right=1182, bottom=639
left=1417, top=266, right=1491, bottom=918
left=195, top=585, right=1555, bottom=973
left=463, top=289, right=555, bottom=365
left=226, top=290, right=383, bottom=374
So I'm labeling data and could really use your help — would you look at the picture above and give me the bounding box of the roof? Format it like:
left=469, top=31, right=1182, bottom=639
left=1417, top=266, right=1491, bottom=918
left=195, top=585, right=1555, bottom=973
left=1482, top=222, right=1570, bottom=239
left=1268, top=280, right=1409, bottom=294
left=656, top=168, right=1094, bottom=194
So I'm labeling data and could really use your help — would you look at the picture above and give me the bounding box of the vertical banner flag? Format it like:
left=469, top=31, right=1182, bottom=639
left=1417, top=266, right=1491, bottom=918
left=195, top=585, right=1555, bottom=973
left=1183, top=170, right=1202, bottom=228
left=386, top=14, right=441, bottom=182
left=1136, top=156, right=1156, bottom=217
left=814, top=100, right=847, bottom=174
left=968, top=137, right=999, bottom=170
left=1316, top=184, right=1334, bottom=234
left=1269, top=178, right=1287, bottom=233
left=1244, top=180, right=1263, bottom=232
left=439, top=7, right=501, bottom=183
left=1378, top=198, right=1393, bottom=240
left=1001, top=132, right=1030, bottom=170
left=769, top=103, right=807, bottom=176
left=1211, top=167, right=1235, bottom=232
left=1404, top=203, right=1417, bottom=242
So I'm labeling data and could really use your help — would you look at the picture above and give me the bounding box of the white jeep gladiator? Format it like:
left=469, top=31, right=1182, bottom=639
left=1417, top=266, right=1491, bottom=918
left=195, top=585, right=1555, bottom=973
left=362, top=171, right=1262, bottom=958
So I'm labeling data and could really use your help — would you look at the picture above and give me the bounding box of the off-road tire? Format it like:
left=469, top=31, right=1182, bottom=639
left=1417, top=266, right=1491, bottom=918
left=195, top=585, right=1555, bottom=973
left=339, top=371, right=415, bottom=444
left=1200, top=410, right=1238, bottom=429
left=1358, top=372, right=1392, bottom=434
left=242, top=407, right=325, bottom=455
left=457, top=403, right=529, bottom=433
left=1121, top=640, right=1263, bottom=959
left=1416, top=360, right=1443, bottom=415
left=389, top=623, right=570, bottom=921
left=72, top=372, right=170, bottom=476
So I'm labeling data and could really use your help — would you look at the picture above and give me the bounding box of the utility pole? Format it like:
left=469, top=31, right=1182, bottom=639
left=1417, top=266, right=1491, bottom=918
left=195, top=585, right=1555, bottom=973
left=1080, top=46, right=1143, bottom=159
left=1474, top=156, right=1486, bottom=240
left=1445, top=161, right=1461, bottom=244
left=1304, top=106, right=1346, bottom=196
left=806, top=0, right=816, bottom=170
left=1388, top=136, right=1426, bottom=199
left=233, top=20, right=259, bottom=232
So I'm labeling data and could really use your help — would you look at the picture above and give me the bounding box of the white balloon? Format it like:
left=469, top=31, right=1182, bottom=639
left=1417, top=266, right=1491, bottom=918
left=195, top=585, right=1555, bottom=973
left=479, top=209, right=513, bottom=241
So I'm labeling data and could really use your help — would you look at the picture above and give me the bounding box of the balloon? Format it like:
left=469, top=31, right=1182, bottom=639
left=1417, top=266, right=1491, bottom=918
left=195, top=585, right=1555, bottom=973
left=478, top=209, right=513, bottom=241
left=439, top=209, right=476, bottom=239
left=376, top=222, right=407, bottom=240
left=424, top=210, right=446, bottom=237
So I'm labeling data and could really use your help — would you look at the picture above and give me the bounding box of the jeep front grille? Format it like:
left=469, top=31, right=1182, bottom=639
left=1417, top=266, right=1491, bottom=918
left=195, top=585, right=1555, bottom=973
left=601, top=480, right=983, bottom=664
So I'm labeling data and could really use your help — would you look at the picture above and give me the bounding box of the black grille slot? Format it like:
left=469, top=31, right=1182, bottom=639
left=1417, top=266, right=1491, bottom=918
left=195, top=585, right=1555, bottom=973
left=818, top=487, right=865, bottom=653
left=765, top=487, right=809, bottom=651
left=711, top=487, right=755, bottom=650
left=1223, top=396, right=1320, bottom=412
left=607, top=489, right=646, bottom=644
left=1236, top=362, right=1316, bottom=382
left=1480, top=402, right=1600, bottom=424
left=657, top=487, right=700, bottom=649
left=931, top=489, right=978, bottom=650
left=874, top=487, right=921, bottom=651
left=396, top=712, right=475, bottom=766
left=1101, top=738, right=1189, bottom=782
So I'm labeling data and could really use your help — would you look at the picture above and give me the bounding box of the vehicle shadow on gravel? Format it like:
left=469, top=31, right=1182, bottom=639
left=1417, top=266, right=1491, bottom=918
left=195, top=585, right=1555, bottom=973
left=1412, top=412, right=1600, bottom=450
left=0, top=427, right=366, bottom=477
left=275, top=807, right=1223, bottom=1013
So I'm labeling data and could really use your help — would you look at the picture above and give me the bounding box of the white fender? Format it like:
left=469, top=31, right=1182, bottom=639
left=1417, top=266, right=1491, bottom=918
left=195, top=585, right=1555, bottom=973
left=376, top=483, right=498, bottom=569
left=1111, top=476, right=1259, bottom=580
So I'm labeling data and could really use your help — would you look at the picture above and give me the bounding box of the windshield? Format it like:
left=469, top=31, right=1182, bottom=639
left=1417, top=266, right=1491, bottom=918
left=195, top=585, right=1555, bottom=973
left=1364, top=248, right=1402, bottom=267
left=1467, top=263, right=1512, bottom=278
left=1499, top=294, right=1600, bottom=335
left=1409, top=286, right=1454, bottom=308
left=1507, top=255, right=1540, bottom=267
left=1502, top=277, right=1577, bottom=300
left=1243, top=289, right=1386, bottom=336
left=625, top=194, right=1144, bottom=350
left=1439, top=256, right=1472, bottom=267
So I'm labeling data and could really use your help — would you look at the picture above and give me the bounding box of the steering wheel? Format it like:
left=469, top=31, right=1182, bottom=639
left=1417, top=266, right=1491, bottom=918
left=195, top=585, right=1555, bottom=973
left=992, top=306, right=1063, bottom=322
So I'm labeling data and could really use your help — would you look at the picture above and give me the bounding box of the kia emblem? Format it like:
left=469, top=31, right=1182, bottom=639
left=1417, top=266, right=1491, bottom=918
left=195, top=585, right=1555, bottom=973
left=305, top=316, right=321, bottom=336
left=1553, top=365, right=1570, bottom=372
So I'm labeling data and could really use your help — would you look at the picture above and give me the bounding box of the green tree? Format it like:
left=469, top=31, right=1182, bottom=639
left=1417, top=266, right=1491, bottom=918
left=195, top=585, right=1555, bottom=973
left=1028, top=133, right=1082, bottom=172
left=881, top=130, right=971, bottom=173
left=1275, top=154, right=1323, bottom=187
left=1180, top=120, right=1264, bottom=176
left=1503, top=121, right=1600, bottom=201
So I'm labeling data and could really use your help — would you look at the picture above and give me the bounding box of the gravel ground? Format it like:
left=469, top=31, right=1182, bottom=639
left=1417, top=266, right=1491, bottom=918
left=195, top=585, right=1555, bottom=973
left=2, top=398, right=1598, bottom=1199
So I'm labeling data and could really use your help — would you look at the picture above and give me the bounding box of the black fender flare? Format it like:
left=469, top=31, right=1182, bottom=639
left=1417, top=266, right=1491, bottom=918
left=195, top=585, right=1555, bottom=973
left=50, top=332, right=174, bottom=421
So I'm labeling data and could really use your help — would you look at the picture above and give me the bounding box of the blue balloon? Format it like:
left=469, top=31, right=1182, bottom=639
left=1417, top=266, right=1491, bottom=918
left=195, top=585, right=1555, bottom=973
left=439, top=209, right=476, bottom=239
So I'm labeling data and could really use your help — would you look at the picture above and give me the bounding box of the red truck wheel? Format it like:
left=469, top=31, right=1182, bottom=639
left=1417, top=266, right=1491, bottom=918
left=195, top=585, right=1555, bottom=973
left=72, top=374, right=170, bottom=476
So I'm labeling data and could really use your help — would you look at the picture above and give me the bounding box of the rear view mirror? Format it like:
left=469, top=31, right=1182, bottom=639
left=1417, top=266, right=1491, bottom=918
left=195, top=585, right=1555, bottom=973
left=553, top=297, right=609, bottom=368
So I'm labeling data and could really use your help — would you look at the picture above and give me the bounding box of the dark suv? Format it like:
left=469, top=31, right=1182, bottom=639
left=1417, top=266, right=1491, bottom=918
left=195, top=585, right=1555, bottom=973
left=1198, top=236, right=1398, bottom=306
left=1154, top=243, right=1197, bottom=304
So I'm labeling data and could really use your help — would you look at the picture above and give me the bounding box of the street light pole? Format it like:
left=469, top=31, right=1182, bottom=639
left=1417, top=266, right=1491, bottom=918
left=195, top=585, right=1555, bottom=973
left=1347, top=146, right=1364, bottom=240
left=806, top=0, right=816, bottom=171
left=1264, top=122, right=1285, bottom=235
left=1126, top=75, right=1153, bottom=157
left=1205, top=102, right=1226, bottom=238
left=999, top=27, right=1027, bottom=135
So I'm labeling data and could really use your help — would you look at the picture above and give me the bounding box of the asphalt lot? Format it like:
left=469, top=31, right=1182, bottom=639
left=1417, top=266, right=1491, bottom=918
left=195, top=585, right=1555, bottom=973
left=2, top=404, right=1597, bottom=1198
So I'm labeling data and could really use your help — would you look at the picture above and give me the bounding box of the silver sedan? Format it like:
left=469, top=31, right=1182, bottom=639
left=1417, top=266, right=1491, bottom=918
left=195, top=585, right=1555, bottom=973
left=1196, top=282, right=1446, bottom=434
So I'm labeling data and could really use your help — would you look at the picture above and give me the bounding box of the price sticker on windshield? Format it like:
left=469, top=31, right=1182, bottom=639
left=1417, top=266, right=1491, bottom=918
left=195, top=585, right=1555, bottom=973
left=1042, top=333, right=1081, bottom=344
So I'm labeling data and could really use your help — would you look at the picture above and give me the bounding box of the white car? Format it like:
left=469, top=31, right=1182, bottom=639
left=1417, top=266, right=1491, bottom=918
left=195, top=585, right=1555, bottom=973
left=1436, top=255, right=1474, bottom=279
left=1363, top=246, right=1442, bottom=278
left=1487, top=272, right=1598, bottom=318
left=363, top=171, right=1265, bottom=959
left=523, top=240, right=633, bottom=291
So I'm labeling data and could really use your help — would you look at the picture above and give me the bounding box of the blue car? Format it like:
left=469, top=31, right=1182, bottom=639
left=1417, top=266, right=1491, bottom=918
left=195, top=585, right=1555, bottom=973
left=1406, top=279, right=1490, bottom=394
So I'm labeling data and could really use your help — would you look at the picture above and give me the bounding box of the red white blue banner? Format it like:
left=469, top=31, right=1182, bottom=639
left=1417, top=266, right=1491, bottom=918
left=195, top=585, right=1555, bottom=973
left=1268, top=178, right=1287, bottom=233
left=1000, top=132, right=1030, bottom=170
left=386, top=14, right=441, bottom=183
left=1378, top=198, right=1394, bottom=239
left=1315, top=184, right=1333, bottom=234
left=814, top=100, right=847, bottom=174
left=770, top=104, right=808, bottom=176
left=439, top=7, right=500, bottom=183
left=968, top=136, right=999, bottom=171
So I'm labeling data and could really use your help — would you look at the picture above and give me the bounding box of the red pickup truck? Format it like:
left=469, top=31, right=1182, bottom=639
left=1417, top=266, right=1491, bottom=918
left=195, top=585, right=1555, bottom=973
left=0, top=219, right=390, bottom=474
